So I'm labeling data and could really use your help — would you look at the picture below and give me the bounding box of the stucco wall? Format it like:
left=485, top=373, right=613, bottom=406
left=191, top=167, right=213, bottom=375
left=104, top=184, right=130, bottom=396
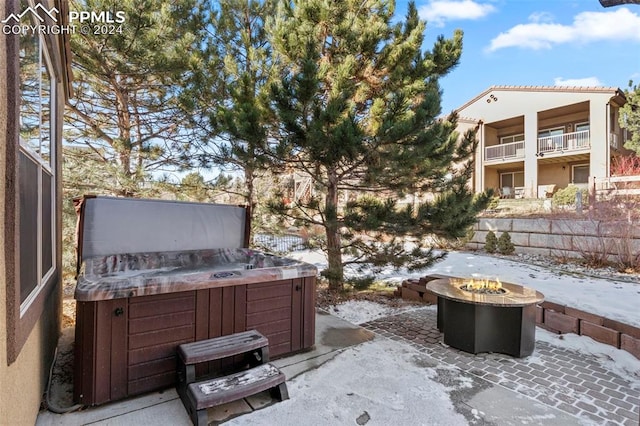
left=467, top=217, right=640, bottom=259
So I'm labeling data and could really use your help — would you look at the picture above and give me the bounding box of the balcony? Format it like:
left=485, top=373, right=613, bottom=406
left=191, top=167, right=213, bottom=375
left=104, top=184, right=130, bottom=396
left=485, top=141, right=525, bottom=162
left=537, top=130, right=590, bottom=155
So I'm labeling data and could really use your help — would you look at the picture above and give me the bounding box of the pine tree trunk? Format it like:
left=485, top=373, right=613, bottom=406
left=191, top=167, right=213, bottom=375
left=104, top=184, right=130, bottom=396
left=325, top=169, right=343, bottom=291
left=245, top=168, right=255, bottom=244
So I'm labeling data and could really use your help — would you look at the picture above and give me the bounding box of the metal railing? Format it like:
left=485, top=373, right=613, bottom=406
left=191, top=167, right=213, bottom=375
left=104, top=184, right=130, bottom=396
left=537, top=130, right=590, bottom=154
left=485, top=141, right=525, bottom=161
left=253, top=233, right=306, bottom=253
left=594, top=175, right=640, bottom=197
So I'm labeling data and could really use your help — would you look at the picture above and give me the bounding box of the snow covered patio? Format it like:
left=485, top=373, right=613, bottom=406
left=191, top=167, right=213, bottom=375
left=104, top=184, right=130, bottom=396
left=38, top=251, right=640, bottom=425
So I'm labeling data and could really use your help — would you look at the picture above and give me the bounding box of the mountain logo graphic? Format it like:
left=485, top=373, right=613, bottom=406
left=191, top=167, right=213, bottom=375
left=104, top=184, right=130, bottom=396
left=1, top=4, right=59, bottom=24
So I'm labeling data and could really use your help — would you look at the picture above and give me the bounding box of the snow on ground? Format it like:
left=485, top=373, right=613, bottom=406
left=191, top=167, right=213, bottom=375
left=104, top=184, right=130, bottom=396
left=325, top=300, right=640, bottom=388
left=325, top=300, right=429, bottom=325
left=537, top=328, right=640, bottom=387
left=289, top=249, right=640, bottom=328
left=225, top=249, right=640, bottom=425
left=228, top=338, right=467, bottom=426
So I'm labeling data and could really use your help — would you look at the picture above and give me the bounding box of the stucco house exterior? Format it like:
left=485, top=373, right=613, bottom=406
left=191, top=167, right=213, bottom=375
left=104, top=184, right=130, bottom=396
left=456, top=86, right=630, bottom=199
left=1, top=0, right=72, bottom=423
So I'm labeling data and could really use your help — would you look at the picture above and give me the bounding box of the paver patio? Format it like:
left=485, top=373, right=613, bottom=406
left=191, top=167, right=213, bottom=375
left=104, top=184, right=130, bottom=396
left=361, top=306, right=640, bottom=425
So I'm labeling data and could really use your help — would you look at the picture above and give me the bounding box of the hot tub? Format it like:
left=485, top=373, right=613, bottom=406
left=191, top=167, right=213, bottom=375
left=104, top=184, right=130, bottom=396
left=72, top=196, right=317, bottom=406
left=74, top=248, right=317, bottom=406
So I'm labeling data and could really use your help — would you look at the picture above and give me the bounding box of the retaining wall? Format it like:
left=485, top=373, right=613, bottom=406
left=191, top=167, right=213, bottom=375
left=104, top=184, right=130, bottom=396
left=466, top=217, right=640, bottom=259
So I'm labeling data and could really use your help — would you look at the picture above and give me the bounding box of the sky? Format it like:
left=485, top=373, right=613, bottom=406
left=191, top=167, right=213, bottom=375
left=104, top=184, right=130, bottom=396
left=392, top=0, right=640, bottom=114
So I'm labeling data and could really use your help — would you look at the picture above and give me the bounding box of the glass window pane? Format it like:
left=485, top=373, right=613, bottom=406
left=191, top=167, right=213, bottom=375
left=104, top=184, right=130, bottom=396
left=573, top=165, right=589, bottom=184
left=40, top=58, right=51, bottom=164
left=19, top=31, right=40, bottom=154
left=501, top=173, right=513, bottom=188
left=514, top=172, right=525, bottom=187
left=42, top=170, right=53, bottom=276
left=19, top=152, right=39, bottom=303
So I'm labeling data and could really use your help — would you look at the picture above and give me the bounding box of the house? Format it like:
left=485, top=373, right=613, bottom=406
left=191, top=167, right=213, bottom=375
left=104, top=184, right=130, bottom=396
left=1, top=0, right=72, bottom=423
left=455, top=86, right=630, bottom=199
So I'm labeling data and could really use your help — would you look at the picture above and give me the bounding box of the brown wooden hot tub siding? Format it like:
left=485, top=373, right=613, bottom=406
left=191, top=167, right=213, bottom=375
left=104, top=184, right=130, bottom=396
left=74, top=277, right=315, bottom=406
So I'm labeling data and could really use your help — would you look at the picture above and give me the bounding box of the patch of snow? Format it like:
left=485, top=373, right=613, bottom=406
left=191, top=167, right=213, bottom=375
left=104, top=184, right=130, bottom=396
left=227, top=339, right=468, bottom=425
left=292, top=249, right=640, bottom=328
left=537, top=328, right=640, bottom=388
left=325, top=300, right=432, bottom=325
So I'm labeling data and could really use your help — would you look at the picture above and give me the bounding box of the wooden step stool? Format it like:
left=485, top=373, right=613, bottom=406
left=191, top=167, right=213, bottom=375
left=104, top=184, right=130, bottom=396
left=176, top=330, right=289, bottom=425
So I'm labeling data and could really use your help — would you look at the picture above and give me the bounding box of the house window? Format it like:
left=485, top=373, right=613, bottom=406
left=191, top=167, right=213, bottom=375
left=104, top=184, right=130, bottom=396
left=572, top=164, right=589, bottom=184
left=575, top=122, right=589, bottom=133
left=18, top=20, right=56, bottom=311
left=500, top=134, right=524, bottom=144
left=538, top=127, right=565, bottom=138
left=500, top=171, right=524, bottom=189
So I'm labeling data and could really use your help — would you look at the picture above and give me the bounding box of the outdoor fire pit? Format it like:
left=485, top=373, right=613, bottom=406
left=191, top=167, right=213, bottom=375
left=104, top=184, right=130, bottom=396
left=426, top=278, right=544, bottom=358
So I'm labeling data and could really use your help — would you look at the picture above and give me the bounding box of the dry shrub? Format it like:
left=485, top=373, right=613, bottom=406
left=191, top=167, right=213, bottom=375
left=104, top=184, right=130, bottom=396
left=611, top=154, right=640, bottom=177
left=580, top=198, right=640, bottom=271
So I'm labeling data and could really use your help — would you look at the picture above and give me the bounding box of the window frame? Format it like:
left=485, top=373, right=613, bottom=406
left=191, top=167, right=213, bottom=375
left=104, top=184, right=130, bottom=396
left=538, top=126, right=565, bottom=138
left=18, top=26, right=57, bottom=315
left=500, top=171, right=524, bottom=189
left=500, top=133, right=524, bottom=145
left=572, top=163, right=590, bottom=184
left=5, top=0, right=68, bottom=364
left=575, top=122, right=590, bottom=133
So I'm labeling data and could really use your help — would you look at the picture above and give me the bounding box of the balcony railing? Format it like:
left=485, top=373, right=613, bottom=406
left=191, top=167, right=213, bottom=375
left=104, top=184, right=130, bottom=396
left=485, top=141, right=525, bottom=161
left=537, top=130, right=590, bottom=155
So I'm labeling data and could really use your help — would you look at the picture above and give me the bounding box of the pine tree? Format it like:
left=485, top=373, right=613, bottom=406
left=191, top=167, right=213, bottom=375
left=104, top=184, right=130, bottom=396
left=497, top=232, right=515, bottom=255
left=269, top=1, right=491, bottom=290
left=485, top=231, right=497, bottom=254
left=620, top=82, right=640, bottom=155
left=185, top=0, right=278, bottom=238
left=66, top=0, right=207, bottom=197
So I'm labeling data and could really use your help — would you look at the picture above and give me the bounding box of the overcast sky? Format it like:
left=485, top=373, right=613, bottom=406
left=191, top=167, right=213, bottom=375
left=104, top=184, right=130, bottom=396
left=395, top=0, right=640, bottom=113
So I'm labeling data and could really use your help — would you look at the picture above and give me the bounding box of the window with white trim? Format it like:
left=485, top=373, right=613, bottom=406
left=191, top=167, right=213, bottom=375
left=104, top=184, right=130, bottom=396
left=500, top=134, right=524, bottom=144
left=572, top=164, right=589, bottom=184
left=18, top=20, right=56, bottom=312
left=500, top=171, right=524, bottom=189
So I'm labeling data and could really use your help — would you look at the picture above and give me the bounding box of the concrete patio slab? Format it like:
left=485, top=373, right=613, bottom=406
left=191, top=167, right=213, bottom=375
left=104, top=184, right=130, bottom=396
left=36, top=307, right=639, bottom=425
left=36, top=311, right=375, bottom=426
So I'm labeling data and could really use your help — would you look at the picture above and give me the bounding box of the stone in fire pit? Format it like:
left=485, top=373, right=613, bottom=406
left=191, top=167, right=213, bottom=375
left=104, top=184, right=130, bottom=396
left=426, top=278, right=544, bottom=358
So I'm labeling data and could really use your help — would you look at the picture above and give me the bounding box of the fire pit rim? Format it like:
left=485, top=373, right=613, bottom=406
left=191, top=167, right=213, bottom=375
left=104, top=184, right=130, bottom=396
left=425, top=278, right=544, bottom=307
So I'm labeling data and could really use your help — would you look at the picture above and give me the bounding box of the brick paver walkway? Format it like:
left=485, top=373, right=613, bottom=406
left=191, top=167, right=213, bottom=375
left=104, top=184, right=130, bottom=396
left=360, top=307, right=640, bottom=426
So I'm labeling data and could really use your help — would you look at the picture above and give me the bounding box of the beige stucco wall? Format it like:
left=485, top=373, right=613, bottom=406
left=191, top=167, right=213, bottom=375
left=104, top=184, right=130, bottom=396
left=538, top=163, right=568, bottom=187
left=458, top=87, right=620, bottom=198
left=458, top=88, right=615, bottom=124
left=0, top=321, right=48, bottom=426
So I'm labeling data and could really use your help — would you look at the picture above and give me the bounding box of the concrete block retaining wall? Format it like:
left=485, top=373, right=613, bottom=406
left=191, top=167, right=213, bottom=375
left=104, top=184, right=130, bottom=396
left=466, top=217, right=640, bottom=259
left=538, top=301, right=640, bottom=359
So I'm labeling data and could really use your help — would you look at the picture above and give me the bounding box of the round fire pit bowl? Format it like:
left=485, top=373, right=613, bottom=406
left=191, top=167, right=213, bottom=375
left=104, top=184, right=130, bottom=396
left=426, top=278, right=544, bottom=358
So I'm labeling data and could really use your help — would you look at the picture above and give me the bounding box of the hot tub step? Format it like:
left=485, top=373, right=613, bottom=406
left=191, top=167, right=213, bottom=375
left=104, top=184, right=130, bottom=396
left=176, top=330, right=288, bottom=425
left=185, top=363, right=289, bottom=425
left=178, top=330, right=270, bottom=365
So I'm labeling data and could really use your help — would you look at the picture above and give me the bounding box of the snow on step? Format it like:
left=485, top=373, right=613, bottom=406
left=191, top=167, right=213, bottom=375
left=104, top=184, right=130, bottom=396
left=197, top=364, right=282, bottom=396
